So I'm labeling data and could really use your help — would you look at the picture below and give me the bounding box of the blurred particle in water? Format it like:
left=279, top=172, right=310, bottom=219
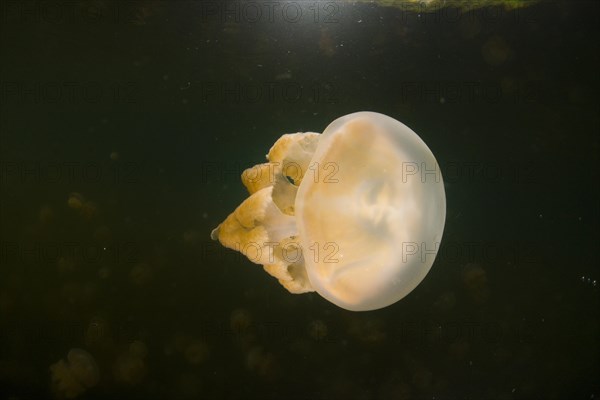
left=113, top=341, right=147, bottom=385
left=50, top=348, right=99, bottom=399
left=580, top=275, right=598, bottom=289
left=109, top=151, right=119, bottom=161
left=482, top=35, right=512, bottom=66
left=307, top=320, right=328, bottom=341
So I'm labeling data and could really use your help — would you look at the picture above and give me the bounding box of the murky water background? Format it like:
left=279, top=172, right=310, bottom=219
left=1, top=1, right=598, bottom=399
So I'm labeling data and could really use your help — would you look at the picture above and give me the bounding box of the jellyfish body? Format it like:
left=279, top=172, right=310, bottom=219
left=212, top=112, right=446, bottom=311
left=50, top=348, right=99, bottom=399
left=113, top=341, right=148, bottom=385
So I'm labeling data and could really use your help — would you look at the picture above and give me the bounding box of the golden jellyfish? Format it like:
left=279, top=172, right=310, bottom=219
left=211, top=112, right=446, bottom=311
left=66, top=192, right=97, bottom=219
left=113, top=341, right=148, bottom=385
left=67, top=192, right=85, bottom=210
left=245, top=346, right=278, bottom=380
left=307, top=319, right=328, bottom=341
left=50, top=348, right=99, bottom=399
left=230, top=308, right=253, bottom=335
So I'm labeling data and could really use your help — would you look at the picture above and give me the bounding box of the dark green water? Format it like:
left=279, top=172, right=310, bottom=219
left=1, top=1, right=598, bottom=399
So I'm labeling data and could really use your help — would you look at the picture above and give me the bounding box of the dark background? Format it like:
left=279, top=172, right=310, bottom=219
left=1, top=1, right=598, bottom=399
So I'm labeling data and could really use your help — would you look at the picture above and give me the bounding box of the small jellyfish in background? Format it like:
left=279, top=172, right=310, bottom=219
left=67, top=192, right=97, bottom=220
left=229, top=308, right=256, bottom=350
left=348, top=317, right=387, bottom=344
left=39, top=204, right=55, bottom=225
left=67, top=192, right=85, bottom=210
left=462, top=263, right=490, bottom=303
left=307, top=319, right=328, bottom=341
left=230, top=308, right=253, bottom=335
left=211, top=112, right=446, bottom=311
left=245, top=346, right=278, bottom=381
left=50, top=348, right=99, bottom=399
left=184, top=339, right=210, bottom=365
left=113, top=340, right=148, bottom=385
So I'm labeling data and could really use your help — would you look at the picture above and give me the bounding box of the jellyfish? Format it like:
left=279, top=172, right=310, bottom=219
left=308, top=319, right=328, bottom=341
left=50, top=348, right=99, bottom=399
left=211, top=111, right=446, bottom=311
left=67, top=192, right=97, bottom=219
left=113, top=340, right=148, bottom=385
left=230, top=308, right=253, bottom=335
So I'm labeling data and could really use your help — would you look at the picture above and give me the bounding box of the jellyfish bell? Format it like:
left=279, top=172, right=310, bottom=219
left=212, top=111, right=446, bottom=311
left=67, top=349, right=100, bottom=389
left=50, top=348, right=99, bottom=399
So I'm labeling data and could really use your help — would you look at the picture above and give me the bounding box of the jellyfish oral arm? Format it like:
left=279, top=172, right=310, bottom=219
left=211, top=132, right=320, bottom=294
